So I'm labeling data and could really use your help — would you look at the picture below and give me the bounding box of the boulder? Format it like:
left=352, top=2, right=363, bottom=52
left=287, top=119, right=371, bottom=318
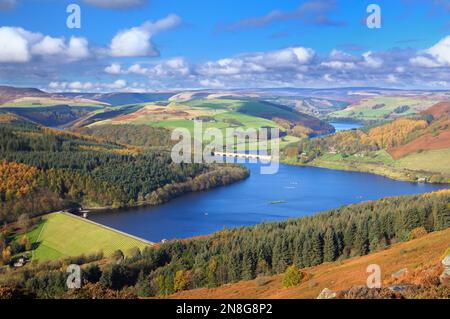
left=388, top=284, right=412, bottom=293
left=317, top=288, right=336, bottom=299
left=440, top=254, right=450, bottom=285
left=442, top=255, right=450, bottom=267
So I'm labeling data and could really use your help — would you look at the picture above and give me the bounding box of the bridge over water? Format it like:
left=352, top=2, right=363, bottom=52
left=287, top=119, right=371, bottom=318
left=213, top=151, right=272, bottom=161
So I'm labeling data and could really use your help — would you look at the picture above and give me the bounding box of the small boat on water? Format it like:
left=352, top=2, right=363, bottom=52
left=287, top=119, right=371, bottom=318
left=270, top=200, right=287, bottom=205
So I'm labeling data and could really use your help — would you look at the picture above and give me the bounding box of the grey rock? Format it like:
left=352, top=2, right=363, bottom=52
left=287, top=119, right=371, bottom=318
left=388, top=284, right=412, bottom=293
left=440, top=255, right=450, bottom=285
left=442, top=254, right=450, bottom=267
left=317, top=288, right=336, bottom=299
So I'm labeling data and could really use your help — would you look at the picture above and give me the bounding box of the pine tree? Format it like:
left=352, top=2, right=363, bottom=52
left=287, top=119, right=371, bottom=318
left=343, top=222, right=356, bottom=257
left=135, top=270, right=152, bottom=297
left=354, top=222, right=369, bottom=256
left=272, top=236, right=290, bottom=273
left=310, top=232, right=323, bottom=266
left=293, top=235, right=305, bottom=268
left=242, top=248, right=256, bottom=280
left=228, top=251, right=242, bottom=282
left=323, top=228, right=337, bottom=262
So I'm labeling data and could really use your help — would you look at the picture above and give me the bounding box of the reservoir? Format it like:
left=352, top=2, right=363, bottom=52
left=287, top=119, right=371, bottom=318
left=90, top=123, right=447, bottom=242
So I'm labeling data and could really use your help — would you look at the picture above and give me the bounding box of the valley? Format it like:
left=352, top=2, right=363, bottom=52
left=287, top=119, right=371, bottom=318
left=0, top=85, right=449, bottom=300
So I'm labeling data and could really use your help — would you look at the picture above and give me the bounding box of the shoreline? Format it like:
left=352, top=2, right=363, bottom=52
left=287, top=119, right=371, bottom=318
left=281, top=158, right=450, bottom=185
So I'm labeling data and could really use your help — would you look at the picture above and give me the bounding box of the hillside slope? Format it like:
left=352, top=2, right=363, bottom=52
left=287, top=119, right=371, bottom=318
left=328, top=95, right=438, bottom=123
left=285, top=101, right=450, bottom=183
left=168, top=228, right=450, bottom=299
left=87, top=98, right=334, bottom=138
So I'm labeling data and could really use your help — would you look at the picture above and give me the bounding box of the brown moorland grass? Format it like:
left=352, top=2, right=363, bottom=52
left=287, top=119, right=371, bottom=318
left=423, top=101, right=450, bottom=119
left=388, top=124, right=450, bottom=159
left=166, top=228, right=450, bottom=299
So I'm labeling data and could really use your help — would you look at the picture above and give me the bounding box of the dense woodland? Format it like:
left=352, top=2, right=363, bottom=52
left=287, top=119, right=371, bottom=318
left=1, top=190, right=448, bottom=298
left=0, top=120, right=248, bottom=223
left=73, top=124, right=173, bottom=150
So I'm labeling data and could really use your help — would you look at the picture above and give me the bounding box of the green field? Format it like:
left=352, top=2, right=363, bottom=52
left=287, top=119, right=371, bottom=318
left=90, top=100, right=283, bottom=135
left=26, top=213, right=151, bottom=261
left=184, top=98, right=302, bottom=120
left=329, top=96, right=437, bottom=121
left=318, top=150, right=394, bottom=165
left=394, top=148, right=450, bottom=174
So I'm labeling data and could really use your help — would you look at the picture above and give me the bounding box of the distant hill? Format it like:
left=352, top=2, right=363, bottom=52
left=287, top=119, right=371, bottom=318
left=60, top=92, right=177, bottom=106
left=328, top=96, right=439, bottom=123
left=0, top=86, right=49, bottom=104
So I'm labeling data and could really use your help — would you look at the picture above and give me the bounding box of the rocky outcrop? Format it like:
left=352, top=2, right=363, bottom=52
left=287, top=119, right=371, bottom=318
left=317, top=288, right=336, bottom=299
left=440, top=254, right=450, bottom=286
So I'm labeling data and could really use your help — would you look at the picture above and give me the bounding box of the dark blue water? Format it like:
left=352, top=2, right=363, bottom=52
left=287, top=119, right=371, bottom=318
left=90, top=163, right=448, bottom=242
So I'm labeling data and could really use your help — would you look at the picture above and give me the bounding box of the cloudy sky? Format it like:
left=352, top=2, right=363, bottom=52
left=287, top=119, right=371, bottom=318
left=1, top=0, right=450, bottom=92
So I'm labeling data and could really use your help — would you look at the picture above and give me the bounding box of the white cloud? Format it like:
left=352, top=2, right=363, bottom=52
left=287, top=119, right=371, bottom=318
left=128, top=63, right=149, bottom=75
left=197, top=46, right=314, bottom=77
left=323, top=74, right=333, bottom=82
left=426, top=35, right=450, bottom=66
left=66, top=37, right=90, bottom=60
left=31, top=36, right=65, bottom=56
left=0, top=27, right=90, bottom=63
left=409, top=35, right=450, bottom=68
left=261, top=47, right=314, bottom=68
left=386, top=74, right=397, bottom=83
left=329, top=49, right=352, bottom=60
left=362, top=51, right=383, bottom=68
left=109, top=14, right=181, bottom=57
left=107, top=79, right=127, bottom=89
left=105, top=57, right=191, bottom=77
left=84, top=0, right=147, bottom=9
left=409, top=55, right=441, bottom=68
left=199, top=79, right=225, bottom=88
left=48, top=79, right=127, bottom=92
left=321, top=60, right=355, bottom=70
left=110, top=25, right=155, bottom=57
left=0, top=27, right=32, bottom=62
left=104, top=63, right=123, bottom=74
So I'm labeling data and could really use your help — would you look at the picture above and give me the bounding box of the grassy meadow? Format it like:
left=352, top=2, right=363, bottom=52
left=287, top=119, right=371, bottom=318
left=25, top=213, right=151, bottom=261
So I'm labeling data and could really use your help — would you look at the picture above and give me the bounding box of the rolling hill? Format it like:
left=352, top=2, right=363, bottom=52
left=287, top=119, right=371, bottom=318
left=60, top=92, right=176, bottom=106
left=329, top=96, right=439, bottom=123
left=0, top=86, right=108, bottom=127
left=87, top=98, right=335, bottom=138
left=0, top=86, right=49, bottom=105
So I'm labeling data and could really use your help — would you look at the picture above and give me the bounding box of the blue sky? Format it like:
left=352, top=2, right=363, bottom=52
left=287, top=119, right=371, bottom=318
left=0, top=0, right=450, bottom=91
